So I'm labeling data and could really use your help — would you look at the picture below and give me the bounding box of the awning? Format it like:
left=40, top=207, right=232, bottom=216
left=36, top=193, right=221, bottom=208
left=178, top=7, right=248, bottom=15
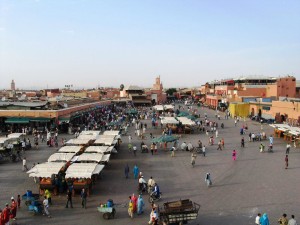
left=85, top=146, right=114, bottom=154
left=65, top=163, right=105, bottom=179
left=5, top=117, right=30, bottom=124
left=161, top=117, right=179, bottom=125
left=103, top=131, right=120, bottom=136
left=76, top=153, right=105, bottom=163
left=30, top=118, right=51, bottom=122
left=58, top=117, right=70, bottom=123
left=65, top=139, right=90, bottom=146
left=27, top=162, right=65, bottom=178
left=48, top=153, right=76, bottom=162
left=58, top=146, right=83, bottom=153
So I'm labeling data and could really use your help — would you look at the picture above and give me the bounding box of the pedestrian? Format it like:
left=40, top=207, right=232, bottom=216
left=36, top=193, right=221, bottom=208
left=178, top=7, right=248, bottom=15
left=154, top=143, right=158, bottom=153
left=149, top=207, right=158, bottom=225
left=232, top=150, right=237, bottom=161
left=10, top=197, right=17, bottom=220
left=255, top=213, right=261, bottom=225
left=2, top=203, right=11, bottom=225
left=65, top=189, right=73, bottom=208
left=43, top=196, right=51, bottom=218
left=17, top=195, right=21, bottom=209
left=285, top=155, right=289, bottom=169
left=44, top=189, right=52, bottom=205
left=215, top=129, right=218, bottom=138
left=288, top=215, right=297, bottom=225
left=221, top=138, right=225, bottom=149
left=217, top=140, right=222, bottom=150
left=249, top=132, right=252, bottom=142
left=81, top=188, right=87, bottom=209
left=234, top=119, right=237, bottom=127
left=205, top=173, right=212, bottom=187
left=131, top=194, right=137, bottom=213
left=260, top=213, right=270, bottom=225
left=150, top=143, right=154, bottom=155
left=133, top=145, right=137, bottom=156
left=34, top=136, right=39, bottom=150
left=128, top=196, right=133, bottom=219
left=22, top=157, right=29, bottom=172
left=128, top=143, right=132, bottom=152
left=125, top=164, right=129, bottom=179
left=170, top=146, right=175, bottom=157
left=128, top=135, right=132, bottom=144
left=133, top=165, right=139, bottom=179
left=202, top=145, right=206, bottom=157
left=137, top=195, right=145, bottom=215
left=278, top=214, right=288, bottom=225
left=241, top=137, right=245, bottom=148
left=286, top=143, right=291, bottom=154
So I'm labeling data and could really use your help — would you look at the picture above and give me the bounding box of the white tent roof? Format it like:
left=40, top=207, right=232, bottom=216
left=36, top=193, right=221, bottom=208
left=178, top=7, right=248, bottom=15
left=85, top=146, right=114, bottom=154
left=161, top=117, right=179, bottom=125
left=103, top=131, right=120, bottom=136
left=65, top=139, right=90, bottom=146
left=48, top=153, right=76, bottom=162
left=27, top=162, right=65, bottom=178
left=76, top=134, right=98, bottom=140
left=75, top=153, right=111, bottom=163
left=58, top=146, right=83, bottom=153
left=0, top=137, right=9, bottom=144
left=164, top=105, right=174, bottom=110
left=65, top=163, right=105, bottom=179
left=93, top=136, right=116, bottom=146
left=153, top=105, right=164, bottom=111
left=7, top=133, right=24, bottom=139
left=80, top=131, right=101, bottom=136
left=176, top=117, right=196, bottom=126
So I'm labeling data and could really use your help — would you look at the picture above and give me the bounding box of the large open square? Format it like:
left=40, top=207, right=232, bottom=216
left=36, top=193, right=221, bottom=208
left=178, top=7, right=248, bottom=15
left=1, top=106, right=299, bottom=225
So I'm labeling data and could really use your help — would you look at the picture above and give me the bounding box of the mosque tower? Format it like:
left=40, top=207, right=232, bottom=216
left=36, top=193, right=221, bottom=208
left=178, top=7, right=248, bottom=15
left=11, top=79, right=16, bottom=91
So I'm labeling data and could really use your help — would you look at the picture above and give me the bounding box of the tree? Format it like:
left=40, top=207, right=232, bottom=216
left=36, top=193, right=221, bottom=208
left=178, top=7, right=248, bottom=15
left=120, top=84, right=124, bottom=91
left=166, top=88, right=177, bottom=96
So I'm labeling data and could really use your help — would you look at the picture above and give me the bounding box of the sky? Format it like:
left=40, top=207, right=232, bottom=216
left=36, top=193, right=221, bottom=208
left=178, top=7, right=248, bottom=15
left=0, top=0, right=300, bottom=89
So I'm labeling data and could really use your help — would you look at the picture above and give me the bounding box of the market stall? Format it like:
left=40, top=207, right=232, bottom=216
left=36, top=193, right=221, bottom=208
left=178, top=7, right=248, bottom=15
left=93, top=136, right=117, bottom=146
left=103, top=131, right=120, bottom=136
left=74, top=153, right=111, bottom=164
left=65, top=139, right=92, bottom=146
left=65, top=163, right=105, bottom=195
left=47, top=153, right=76, bottom=163
left=27, top=162, right=66, bottom=195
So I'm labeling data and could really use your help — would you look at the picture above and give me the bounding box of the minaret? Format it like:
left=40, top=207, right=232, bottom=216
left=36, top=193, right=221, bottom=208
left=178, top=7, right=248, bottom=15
left=11, top=79, right=15, bottom=91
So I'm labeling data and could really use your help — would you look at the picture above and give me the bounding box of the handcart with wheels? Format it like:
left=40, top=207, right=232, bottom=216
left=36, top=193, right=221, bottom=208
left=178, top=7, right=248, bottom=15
left=22, top=191, right=40, bottom=206
left=97, top=206, right=116, bottom=220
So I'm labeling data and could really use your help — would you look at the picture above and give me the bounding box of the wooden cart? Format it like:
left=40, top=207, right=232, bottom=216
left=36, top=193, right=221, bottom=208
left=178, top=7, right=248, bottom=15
left=159, top=199, right=200, bottom=225
left=97, top=206, right=116, bottom=220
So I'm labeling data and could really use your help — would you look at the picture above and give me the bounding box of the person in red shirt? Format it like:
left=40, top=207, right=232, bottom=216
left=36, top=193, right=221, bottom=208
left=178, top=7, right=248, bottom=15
left=0, top=209, right=5, bottom=225
left=10, top=197, right=17, bottom=220
left=2, top=204, right=11, bottom=225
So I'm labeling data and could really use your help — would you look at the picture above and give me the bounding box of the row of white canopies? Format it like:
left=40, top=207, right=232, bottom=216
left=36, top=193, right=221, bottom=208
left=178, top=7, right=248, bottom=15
left=160, top=116, right=196, bottom=126
left=270, top=124, right=300, bottom=136
left=153, top=105, right=174, bottom=111
left=27, top=130, right=121, bottom=179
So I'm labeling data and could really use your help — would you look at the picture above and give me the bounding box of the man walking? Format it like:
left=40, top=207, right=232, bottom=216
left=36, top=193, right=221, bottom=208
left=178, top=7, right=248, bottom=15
left=286, top=143, right=291, bottom=154
left=22, top=157, right=29, bottom=172
left=217, top=140, right=222, bottom=150
left=285, top=155, right=289, bottom=169
left=66, top=189, right=73, bottom=208
left=125, top=164, right=129, bottom=179
left=278, top=214, right=288, bottom=225
left=288, top=215, right=297, bottom=225
left=43, top=196, right=51, bottom=218
left=81, top=188, right=87, bottom=209
left=241, top=137, right=245, bottom=148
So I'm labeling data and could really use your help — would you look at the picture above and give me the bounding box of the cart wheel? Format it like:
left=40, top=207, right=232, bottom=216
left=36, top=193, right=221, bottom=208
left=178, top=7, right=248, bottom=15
left=103, top=212, right=110, bottom=220
left=148, top=196, right=153, bottom=203
left=110, top=208, right=116, bottom=218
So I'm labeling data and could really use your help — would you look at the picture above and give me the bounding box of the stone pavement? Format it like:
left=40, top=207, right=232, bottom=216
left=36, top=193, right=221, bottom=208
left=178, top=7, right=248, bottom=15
left=0, top=105, right=300, bottom=225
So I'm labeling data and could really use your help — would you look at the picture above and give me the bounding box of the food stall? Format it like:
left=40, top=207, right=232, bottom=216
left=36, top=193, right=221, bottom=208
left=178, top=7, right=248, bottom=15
left=103, top=131, right=120, bottom=136
left=27, top=162, right=66, bottom=195
left=65, top=163, right=105, bottom=196
left=176, top=117, right=196, bottom=134
left=47, top=153, right=76, bottom=163
left=93, top=136, right=117, bottom=147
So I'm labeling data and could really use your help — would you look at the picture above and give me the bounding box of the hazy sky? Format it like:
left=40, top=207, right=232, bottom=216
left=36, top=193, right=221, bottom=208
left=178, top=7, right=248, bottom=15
left=0, top=0, right=300, bottom=89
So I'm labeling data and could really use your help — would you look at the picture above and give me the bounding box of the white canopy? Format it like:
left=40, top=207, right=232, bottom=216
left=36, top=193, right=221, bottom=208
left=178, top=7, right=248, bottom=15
left=176, top=117, right=196, bottom=126
left=0, top=137, right=9, bottom=144
left=153, top=105, right=164, bottom=111
left=48, top=153, right=76, bottom=162
left=93, top=136, right=116, bottom=146
left=65, top=163, right=105, bottom=179
left=161, top=117, right=179, bottom=125
left=65, top=139, right=90, bottom=146
left=58, top=146, right=82, bottom=153
left=80, top=131, right=101, bottom=136
left=164, top=105, right=174, bottom=110
left=77, top=134, right=98, bottom=141
left=85, top=146, right=114, bottom=154
left=7, top=133, right=24, bottom=139
left=103, top=131, right=120, bottom=136
left=27, top=162, right=65, bottom=178
left=76, top=153, right=110, bottom=163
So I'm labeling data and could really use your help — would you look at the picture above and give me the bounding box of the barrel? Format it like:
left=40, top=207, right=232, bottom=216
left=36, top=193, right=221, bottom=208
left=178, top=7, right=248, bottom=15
left=27, top=190, right=32, bottom=197
left=107, top=199, right=113, bottom=207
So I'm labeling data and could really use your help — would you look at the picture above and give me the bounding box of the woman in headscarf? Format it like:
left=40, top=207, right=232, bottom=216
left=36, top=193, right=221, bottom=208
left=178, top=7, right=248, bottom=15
left=131, top=193, right=138, bottom=213
left=260, top=213, right=270, bottom=225
left=137, top=195, right=145, bottom=215
left=133, top=165, right=139, bottom=179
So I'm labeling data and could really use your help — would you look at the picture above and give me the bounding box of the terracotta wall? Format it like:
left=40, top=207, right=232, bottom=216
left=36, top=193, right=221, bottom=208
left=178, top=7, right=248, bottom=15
left=237, top=88, right=266, bottom=97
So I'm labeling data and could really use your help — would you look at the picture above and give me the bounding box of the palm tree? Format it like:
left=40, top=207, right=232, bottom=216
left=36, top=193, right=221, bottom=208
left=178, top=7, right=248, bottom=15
left=120, top=84, right=124, bottom=91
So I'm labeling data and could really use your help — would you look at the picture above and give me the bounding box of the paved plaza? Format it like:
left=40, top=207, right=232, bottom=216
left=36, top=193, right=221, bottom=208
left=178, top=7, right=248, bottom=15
left=1, top=106, right=300, bottom=225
